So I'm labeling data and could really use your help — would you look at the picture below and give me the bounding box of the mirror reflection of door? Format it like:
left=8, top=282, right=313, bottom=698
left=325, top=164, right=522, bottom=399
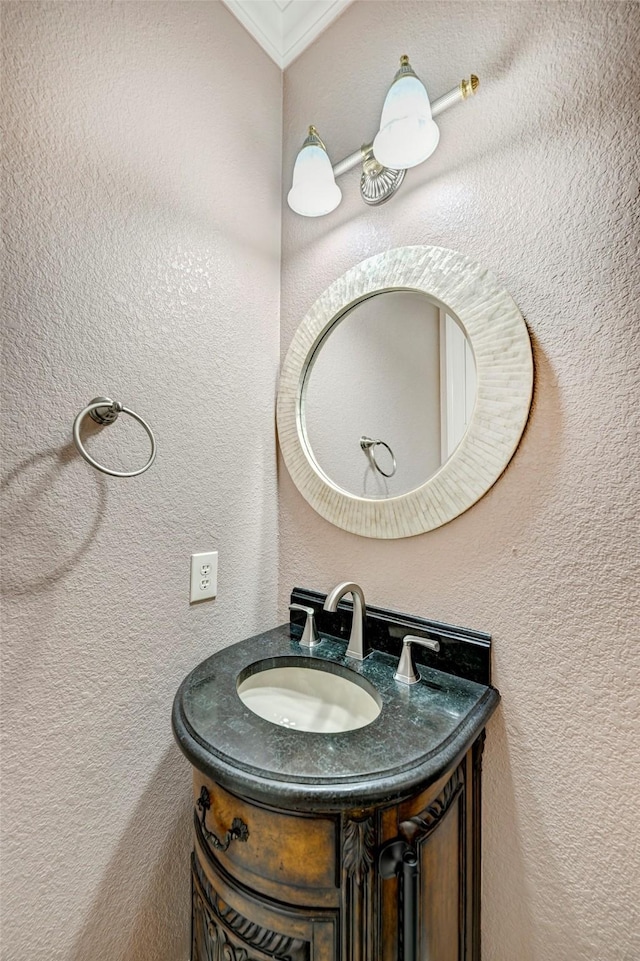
left=440, top=311, right=477, bottom=462
left=302, top=290, right=476, bottom=499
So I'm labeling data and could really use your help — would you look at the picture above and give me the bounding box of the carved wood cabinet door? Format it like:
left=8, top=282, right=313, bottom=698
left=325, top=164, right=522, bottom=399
left=378, top=739, right=484, bottom=961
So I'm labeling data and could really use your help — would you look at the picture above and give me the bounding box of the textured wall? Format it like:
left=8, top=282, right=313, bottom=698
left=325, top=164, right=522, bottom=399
left=280, top=2, right=640, bottom=959
left=1, top=3, right=281, bottom=959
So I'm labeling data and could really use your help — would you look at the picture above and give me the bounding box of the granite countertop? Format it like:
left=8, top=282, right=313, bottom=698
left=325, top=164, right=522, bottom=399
left=172, top=620, right=500, bottom=813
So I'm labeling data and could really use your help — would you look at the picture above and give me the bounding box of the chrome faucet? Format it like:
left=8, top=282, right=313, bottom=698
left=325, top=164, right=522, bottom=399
left=323, top=582, right=370, bottom=661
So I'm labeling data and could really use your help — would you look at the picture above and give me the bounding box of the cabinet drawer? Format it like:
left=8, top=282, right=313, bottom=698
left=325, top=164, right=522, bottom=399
left=193, top=773, right=340, bottom=906
left=192, top=850, right=338, bottom=961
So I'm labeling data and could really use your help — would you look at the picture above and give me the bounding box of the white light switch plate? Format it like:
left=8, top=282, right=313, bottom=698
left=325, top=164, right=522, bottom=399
left=190, top=551, right=218, bottom=603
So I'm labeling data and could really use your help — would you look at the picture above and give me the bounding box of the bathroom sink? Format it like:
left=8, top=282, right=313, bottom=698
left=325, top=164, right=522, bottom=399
left=174, top=623, right=499, bottom=810
left=237, top=660, right=381, bottom=734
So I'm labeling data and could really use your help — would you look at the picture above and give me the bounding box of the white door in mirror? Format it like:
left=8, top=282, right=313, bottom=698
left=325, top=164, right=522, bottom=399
left=190, top=551, right=218, bottom=603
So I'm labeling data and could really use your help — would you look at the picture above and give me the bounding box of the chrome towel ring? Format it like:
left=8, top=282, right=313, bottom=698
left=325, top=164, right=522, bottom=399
left=73, top=396, right=156, bottom=478
left=360, top=436, right=397, bottom=478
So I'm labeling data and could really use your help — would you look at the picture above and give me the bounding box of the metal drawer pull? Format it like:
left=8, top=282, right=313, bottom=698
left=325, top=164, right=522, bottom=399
left=72, top=396, right=156, bottom=477
left=195, top=786, right=249, bottom=852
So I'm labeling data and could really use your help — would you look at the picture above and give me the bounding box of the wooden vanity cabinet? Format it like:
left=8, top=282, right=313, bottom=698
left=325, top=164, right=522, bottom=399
left=190, top=732, right=485, bottom=961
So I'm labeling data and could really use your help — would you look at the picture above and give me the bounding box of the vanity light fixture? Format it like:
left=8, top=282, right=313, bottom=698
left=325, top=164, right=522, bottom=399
left=373, top=55, right=440, bottom=169
left=288, top=55, right=479, bottom=217
left=287, top=125, right=342, bottom=217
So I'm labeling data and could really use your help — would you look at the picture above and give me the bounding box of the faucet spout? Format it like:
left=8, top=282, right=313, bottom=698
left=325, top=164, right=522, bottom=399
left=323, top=582, right=370, bottom=661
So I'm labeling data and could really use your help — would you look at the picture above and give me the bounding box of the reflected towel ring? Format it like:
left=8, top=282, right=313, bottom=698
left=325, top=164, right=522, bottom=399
left=73, top=396, right=156, bottom=478
left=360, top=436, right=397, bottom=478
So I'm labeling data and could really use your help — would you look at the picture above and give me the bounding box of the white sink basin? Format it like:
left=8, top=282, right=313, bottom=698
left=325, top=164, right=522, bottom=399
left=237, top=663, right=381, bottom=734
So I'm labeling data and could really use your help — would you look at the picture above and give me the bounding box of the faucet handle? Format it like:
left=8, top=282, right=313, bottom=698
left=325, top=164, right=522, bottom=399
left=289, top=604, right=321, bottom=649
left=394, top=634, right=440, bottom=685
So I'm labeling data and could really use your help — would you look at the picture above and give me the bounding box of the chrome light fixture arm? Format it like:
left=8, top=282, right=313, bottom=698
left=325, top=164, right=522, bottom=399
left=330, top=75, right=479, bottom=207
left=332, top=76, right=479, bottom=178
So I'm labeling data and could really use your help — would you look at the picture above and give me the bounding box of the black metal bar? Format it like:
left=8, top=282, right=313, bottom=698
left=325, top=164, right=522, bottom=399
left=401, top=849, right=419, bottom=961
left=379, top=839, right=419, bottom=961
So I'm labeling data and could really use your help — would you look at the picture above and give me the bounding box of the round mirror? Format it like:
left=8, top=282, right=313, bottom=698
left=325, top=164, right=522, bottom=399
left=277, top=246, right=533, bottom=539
left=302, top=290, right=476, bottom=499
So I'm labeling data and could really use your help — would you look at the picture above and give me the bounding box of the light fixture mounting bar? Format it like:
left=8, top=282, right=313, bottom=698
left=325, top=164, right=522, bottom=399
left=331, top=76, right=479, bottom=179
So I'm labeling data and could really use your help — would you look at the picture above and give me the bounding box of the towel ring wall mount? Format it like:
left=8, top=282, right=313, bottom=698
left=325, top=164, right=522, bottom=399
left=360, top=436, right=397, bottom=478
left=73, top=396, right=157, bottom=478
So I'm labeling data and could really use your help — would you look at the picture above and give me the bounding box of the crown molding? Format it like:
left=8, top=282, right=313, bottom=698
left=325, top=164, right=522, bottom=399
left=221, top=0, right=353, bottom=69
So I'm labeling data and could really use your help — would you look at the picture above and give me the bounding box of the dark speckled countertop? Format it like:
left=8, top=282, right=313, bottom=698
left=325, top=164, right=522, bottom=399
left=172, top=616, right=500, bottom=813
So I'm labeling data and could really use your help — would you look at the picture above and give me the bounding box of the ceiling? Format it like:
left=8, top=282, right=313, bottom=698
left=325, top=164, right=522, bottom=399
left=221, top=0, right=353, bottom=69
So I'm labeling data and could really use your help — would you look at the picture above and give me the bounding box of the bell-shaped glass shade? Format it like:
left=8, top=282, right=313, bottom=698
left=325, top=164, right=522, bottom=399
left=373, top=73, right=440, bottom=170
left=287, top=142, right=342, bottom=217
